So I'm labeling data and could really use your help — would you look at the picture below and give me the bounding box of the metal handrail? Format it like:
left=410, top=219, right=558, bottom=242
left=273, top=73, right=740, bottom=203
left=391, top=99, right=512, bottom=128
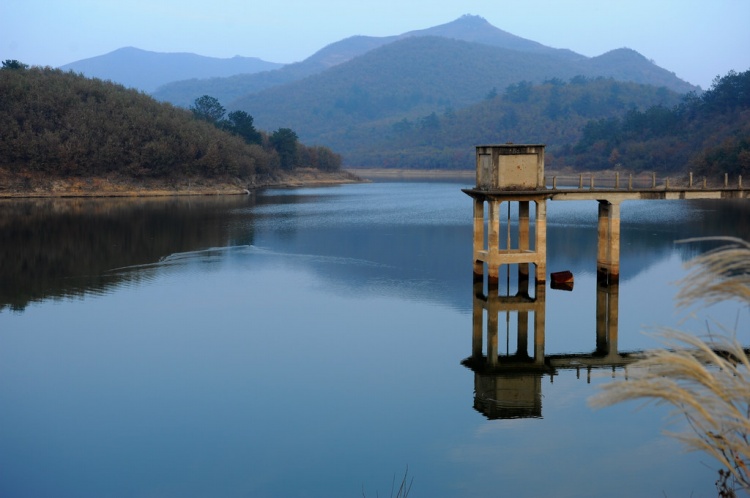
left=543, top=172, right=745, bottom=191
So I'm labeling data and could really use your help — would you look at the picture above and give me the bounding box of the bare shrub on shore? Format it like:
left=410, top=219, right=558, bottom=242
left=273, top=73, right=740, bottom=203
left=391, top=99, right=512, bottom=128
left=590, top=237, right=750, bottom=493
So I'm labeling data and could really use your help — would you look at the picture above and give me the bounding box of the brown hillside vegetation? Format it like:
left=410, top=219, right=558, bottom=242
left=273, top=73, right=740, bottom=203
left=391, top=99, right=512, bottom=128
left=0, top=63, right=358, bottom=196
left=567, top=70, right=750, bottom=175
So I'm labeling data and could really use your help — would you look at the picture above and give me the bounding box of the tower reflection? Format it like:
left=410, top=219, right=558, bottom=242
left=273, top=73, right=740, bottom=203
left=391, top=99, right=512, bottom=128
left=462, top=265, right=638, bottom=419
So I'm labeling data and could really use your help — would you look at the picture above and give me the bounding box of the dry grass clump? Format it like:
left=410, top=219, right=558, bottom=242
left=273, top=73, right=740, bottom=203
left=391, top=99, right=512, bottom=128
left=590, top=237, right=750, bottom=493
left=676, top=237, right=750, bottom=309
left=362, top=467, right=412, bottom=498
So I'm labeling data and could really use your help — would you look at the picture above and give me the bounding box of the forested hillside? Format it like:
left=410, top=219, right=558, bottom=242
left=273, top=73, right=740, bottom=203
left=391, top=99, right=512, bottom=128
left=231, top=36, right=693, bottom=156
left=565, top=69, right=750, bottom=175
left=342, top=76, right=683, bottom=169
left=152, top=59, right=326, bottom=110
left=143, top=15, right=701, bottom=172
left=0, top=63, right=347, bottom=194
left=152, top=15, right=587, bottom=107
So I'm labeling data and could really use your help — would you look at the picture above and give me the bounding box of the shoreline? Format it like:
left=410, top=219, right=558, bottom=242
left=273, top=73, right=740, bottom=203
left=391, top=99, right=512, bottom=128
left=347, top=168, right=474, bottom=180
left=0, top=169, right=363, bottom=199
left=1, top=167, right=691, bottom=198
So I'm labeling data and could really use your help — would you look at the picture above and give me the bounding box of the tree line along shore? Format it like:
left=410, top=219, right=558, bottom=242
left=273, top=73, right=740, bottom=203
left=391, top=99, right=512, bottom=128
left=0, top=61, right=359, bottom=197
left=1, top=60, right=748, bottom=197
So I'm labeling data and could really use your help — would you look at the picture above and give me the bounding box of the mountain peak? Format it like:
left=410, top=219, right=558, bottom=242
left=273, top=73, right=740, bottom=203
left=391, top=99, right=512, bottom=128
left=434, top=14, right=498, bottom=32
left=598, top=47, right=649, bottom=60
left=453, top=14, right=490, bottom=25
left=399, top=15, right=583, bottom=60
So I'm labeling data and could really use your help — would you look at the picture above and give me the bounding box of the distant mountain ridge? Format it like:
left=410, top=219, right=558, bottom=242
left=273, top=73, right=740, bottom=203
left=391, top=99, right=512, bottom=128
left=59, top=47, right=284, bottom=93
left=229, top=36, right=694, bottom=147
left=58, top=15, right=696, bottom=106
left=53, top=15, right=704, bottom=170
left=153, top=14, right=594, bottom=106
left=399, top=14, right=583, bottom=59
left=305, top=14, right=584, bottom=68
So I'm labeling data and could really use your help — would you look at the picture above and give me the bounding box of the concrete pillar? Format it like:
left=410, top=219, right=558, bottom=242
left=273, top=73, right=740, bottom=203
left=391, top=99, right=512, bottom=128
left=488, top=200, right=500, bottom=283
left=607, top=202, right=621, bottom=282
left=504, top=202, right=512, bottom=251
left=597, top=201, right=608, bottom=277
left=595, top=281, right=608, bottom=353
left=517, top=311, right=529, bottom=356
left=597, top=200, right=621, bottom=284
left=518, top=201, right=530, bottom=284
left=534, top=200, right=547, bottom=283
left=533, top=283, right=546, bottom=365
left=472, top=281, right=484, bottom=359
left=517, top=264, right=530, bottom=356
left=487, top=306, right=498, bottom=367
left=607, top=283, right=619, bottom=358
left=596, top=281, right=620, bottom=358
left=473, top=198, right=484, bottom=278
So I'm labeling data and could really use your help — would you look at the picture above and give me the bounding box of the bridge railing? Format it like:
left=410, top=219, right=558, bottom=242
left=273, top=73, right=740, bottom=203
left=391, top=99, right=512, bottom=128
left=544, top=172, right=745, bottom=190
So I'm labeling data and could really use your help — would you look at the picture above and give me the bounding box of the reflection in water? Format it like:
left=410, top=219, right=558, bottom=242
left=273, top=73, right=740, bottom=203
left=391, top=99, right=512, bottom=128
left=1, top=184, right=748, bottom=496
left=0, top=196, right=256, bottom=312
left=3, top=190, right=749, bottom=318
left=463, top=264, right=639, bottom=419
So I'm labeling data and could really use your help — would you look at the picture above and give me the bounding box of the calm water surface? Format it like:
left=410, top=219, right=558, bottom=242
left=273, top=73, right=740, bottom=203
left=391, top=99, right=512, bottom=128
left=0, top=181, right=748, bottom=497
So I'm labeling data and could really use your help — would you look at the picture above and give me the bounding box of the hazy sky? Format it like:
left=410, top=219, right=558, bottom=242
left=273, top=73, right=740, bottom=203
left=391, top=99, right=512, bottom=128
left=3, top=0, right=749, bottom=89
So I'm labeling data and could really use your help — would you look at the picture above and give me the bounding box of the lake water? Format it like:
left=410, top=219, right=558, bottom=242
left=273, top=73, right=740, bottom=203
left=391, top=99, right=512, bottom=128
left=0, top=181, right=748, bottom=497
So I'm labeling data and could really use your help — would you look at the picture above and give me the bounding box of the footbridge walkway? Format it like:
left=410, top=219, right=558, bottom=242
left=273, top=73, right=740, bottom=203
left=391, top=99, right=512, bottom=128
left=461, top=145, right=748, bottom=418
left=462, top=144, right=749, bottom=284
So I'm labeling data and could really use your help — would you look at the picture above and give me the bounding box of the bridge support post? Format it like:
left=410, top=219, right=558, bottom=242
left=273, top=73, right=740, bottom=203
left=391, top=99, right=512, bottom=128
left=473, top=198, right=484, bottom=281
left=464, top=268, right=548, bottom=420
left=519, top=201, right=530, bottom=283
left=487, top=279, right=499, bottom=368
left=468, top=194, right=547, bottom=286
left=470, top=268, right=546, bottom=366
left=487, top=200, right=500, bottom=283
left=596, top=280, right=619, bottom=359
left=597, top=200, right=621, bottom=284
left=534, top=284, right=546, bottom=365
left=534, top=199, right=547, bottom=283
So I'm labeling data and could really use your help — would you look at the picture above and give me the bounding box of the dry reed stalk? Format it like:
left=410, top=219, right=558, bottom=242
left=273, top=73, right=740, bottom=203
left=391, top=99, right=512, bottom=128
left=676, top=237, right=750, bottom=309
left=590, top=237, right=750, bottom=492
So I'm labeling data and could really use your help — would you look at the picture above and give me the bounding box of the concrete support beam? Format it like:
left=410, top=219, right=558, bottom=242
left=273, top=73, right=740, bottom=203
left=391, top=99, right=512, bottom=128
left=487, top=282, right=499, bottom=368
left=535, top=199, right=547, bottom=283
left=473, top=270, right=546, bottom=369
left=473, top=198, right=484, bottom=278
left=487, top=200, right=500, bottom=282
left=534, top=284, right=546, bottom=365
left=472, top=280, right=484, bottom=359
left=518, top=309, right=529, bottom=355
left=597, top=200, right=621, bottom=284
left=596, top=281, right=619, bottom=358
left=519, top=201, right=530, bottom=283
left=468, top=194, right=548, bottom=286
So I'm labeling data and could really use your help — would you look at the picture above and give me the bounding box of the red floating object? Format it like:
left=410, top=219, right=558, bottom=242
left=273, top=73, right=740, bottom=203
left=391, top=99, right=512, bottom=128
left=550, top=271, right=574, bottom=291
